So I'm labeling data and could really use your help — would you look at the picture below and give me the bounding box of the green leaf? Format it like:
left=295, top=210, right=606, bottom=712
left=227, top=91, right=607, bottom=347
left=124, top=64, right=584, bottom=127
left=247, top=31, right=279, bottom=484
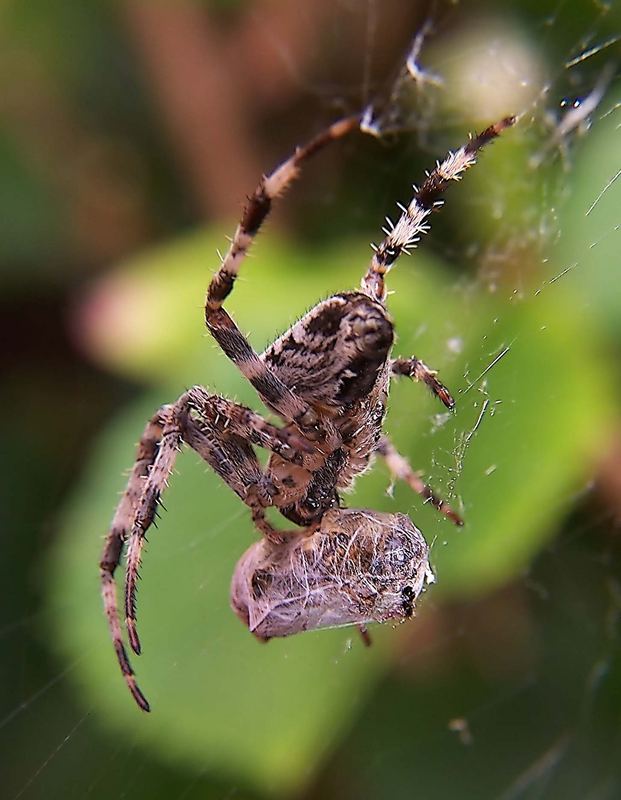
left=49, top=396, right=388, bottom=793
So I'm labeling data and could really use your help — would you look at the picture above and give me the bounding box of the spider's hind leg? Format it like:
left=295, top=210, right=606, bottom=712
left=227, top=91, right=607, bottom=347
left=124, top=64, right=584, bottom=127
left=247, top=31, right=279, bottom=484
left=377, top=435, right=463, bottom=526
left=391, top=356, right=455, bottom=410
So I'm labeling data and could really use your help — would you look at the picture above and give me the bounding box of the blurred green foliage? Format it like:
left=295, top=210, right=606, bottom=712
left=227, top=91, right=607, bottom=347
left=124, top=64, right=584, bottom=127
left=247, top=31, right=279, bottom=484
left=561, top=110, right=621, bottom=340
left=3, top=1, right=621, bottom=798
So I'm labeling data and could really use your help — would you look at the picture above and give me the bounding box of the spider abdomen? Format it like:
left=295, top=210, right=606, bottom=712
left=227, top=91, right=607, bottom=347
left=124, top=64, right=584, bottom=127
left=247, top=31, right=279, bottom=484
left=262, top=292, right=393, bottom=409
left=230, top=507, right=432, bottom=639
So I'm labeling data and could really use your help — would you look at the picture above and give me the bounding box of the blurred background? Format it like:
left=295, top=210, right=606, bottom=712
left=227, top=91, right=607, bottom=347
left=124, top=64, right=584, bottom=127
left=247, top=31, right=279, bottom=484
left=2, top=1, right=621, bottom=798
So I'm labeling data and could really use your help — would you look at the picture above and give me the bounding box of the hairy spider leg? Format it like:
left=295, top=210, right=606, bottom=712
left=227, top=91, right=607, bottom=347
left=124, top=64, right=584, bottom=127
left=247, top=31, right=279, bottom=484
left=124, top=415, right=182, bottom=660
left=123, top=392, right=317, bottom=653
left=391, top=356, right=455, bottom=410
left=182, top=420, right=292, bottom=545
left=184, top=386, right=320, bottom=470
left=99, top=409, right=168, bottom=712
left=204, top=116, right=361, bottom=441
left=361, top=116, right=516, bottom=303
left=184, top=386, right=319, bottom=541
left=102, top=390, right=319, bottom=711
left=377, top=435, right=463, bottom=526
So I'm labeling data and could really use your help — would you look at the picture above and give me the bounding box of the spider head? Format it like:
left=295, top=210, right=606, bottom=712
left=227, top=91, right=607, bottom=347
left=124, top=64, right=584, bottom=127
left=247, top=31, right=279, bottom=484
left=230, top=508, right=433, bottom=640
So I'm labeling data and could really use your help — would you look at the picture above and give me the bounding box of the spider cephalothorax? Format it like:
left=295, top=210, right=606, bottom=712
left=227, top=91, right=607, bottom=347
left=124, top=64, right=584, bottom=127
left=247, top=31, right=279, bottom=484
left=100, top=113, right=515, bottom=711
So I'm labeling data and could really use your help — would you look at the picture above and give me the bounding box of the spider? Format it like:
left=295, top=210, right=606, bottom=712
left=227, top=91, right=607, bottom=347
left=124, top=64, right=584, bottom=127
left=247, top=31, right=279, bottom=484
left=100, top=113, right=515, bottom=712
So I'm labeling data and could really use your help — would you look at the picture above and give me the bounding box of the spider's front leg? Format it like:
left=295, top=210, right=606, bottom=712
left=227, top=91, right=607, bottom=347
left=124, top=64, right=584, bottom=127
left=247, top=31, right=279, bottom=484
left=182, top=415, right=297, bottom=546
left=101, top=389, right=316, bottom=711
left=123, top=410, right=184, bottom=659
left=99, top=407, right=172, bottom=712
left=360, top=116, right=516, bottom=304
left=123, top=391, right=317, bottom=650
